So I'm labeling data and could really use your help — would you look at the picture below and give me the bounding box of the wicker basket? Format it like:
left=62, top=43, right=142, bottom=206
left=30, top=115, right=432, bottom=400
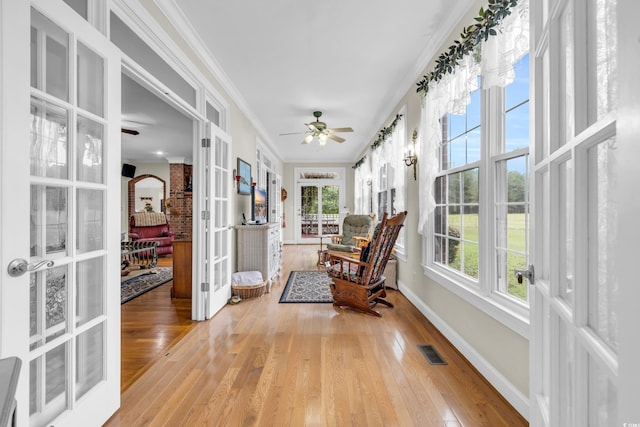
left=231, top=280, right=267, bottom=299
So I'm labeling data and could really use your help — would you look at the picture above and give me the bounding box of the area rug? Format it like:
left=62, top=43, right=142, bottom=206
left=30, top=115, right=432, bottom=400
left=121, top=267, right=173, bottom=304
left=279, top=270, right=334, bottom=303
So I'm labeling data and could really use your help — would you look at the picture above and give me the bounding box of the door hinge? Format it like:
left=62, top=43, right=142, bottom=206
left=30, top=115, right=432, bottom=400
left=201, top=211, right=210, bottom=220
left=201, top=282, right=210, bottom=292
left=201, top=138, right=211, bottom=148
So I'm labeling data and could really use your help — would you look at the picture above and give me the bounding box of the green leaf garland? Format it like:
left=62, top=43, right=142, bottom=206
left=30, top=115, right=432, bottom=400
left=416, top=0, right=519, bottom=96
left=353, top=156, right=367, bottom=169
left=371, top=114, right=403, bottom=151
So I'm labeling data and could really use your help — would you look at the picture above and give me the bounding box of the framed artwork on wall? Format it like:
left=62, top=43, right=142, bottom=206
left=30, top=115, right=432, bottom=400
left=237, top=158, right=251, bottom=195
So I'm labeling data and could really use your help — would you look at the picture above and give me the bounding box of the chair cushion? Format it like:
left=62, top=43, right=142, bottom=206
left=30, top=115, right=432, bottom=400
left=328, top=262, right=360, bottom=281
left=341, top=215, right=373, bottom=246
left=326, top=243, right=358, bottom=252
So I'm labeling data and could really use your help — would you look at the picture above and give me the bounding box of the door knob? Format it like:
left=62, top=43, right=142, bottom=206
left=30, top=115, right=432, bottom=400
left=7, top=258, right=55, bottom=278
left=514, top=264, right=535, bottom=285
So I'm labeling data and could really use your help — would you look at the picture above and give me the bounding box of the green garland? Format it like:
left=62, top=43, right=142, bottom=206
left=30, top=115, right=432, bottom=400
left=371, top=114, right=403, bottom=151
left=354, top=113, right=404, bottom=168
left=416, top=0, right=519, bottom=96
left=352, top=156, right=367, bottom=169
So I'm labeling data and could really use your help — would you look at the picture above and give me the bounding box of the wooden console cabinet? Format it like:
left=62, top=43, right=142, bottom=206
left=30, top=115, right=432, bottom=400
left=236, top=223, right=281, bottom=283
left=171, top=240, right=192, bottom=298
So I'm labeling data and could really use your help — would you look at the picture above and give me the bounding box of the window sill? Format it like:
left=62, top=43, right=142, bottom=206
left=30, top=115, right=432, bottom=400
left=422, top=264, right=530, bottom=339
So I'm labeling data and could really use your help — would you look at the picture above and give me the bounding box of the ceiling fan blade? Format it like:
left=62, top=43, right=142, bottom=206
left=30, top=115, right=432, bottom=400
left=305, top=123, right=318, bottom=131
left=121, top=128, right=140, bottom=135
left=326, top=127, right=353, bottom=133
left=279, top=131, right=306, bottom=136
left=327, top=134, right=345, bottom=143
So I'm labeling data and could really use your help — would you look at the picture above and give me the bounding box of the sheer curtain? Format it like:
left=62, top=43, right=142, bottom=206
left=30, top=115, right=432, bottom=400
left=354, top=162, right=365, bottom=214
left=389, top=116, right=405, bottom=217
left=418, top=0, right=529, bottom=235
left=371, top=148, right=383, bottom=217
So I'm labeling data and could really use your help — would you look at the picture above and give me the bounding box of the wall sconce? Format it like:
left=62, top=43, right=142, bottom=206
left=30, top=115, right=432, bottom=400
left=233, top=169, right=241, bottom=188
left=404, top=129, right=418, bottom=181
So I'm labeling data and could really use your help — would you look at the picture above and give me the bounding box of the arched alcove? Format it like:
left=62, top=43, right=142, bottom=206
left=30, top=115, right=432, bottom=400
left=127, top=174, right=167, bottom=220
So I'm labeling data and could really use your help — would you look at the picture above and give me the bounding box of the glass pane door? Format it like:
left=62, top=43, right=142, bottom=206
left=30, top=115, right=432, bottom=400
left=530, top=0, right=619, bottom=425
left=300, top=185, right=319, bottom=239
left=5, top=2, right=121, bottom=425
left=298, top=184, right=340, bottom=240
left=204, top=124, right=232, bottom=318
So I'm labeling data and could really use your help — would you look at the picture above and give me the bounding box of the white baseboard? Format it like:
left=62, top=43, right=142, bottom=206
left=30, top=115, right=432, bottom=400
left=399, top=281, right=530, bottom=420
left=282, top=240, right=296, bottom=245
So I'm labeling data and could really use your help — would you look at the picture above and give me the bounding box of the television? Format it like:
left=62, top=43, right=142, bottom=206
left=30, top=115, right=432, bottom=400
left=251, top=186, right=268, bottom=223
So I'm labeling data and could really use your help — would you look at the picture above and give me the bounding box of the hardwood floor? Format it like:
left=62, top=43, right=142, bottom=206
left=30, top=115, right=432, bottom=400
left=119, top=255, right=197, bottom=392
left=108, top=245, right=527, bottom=426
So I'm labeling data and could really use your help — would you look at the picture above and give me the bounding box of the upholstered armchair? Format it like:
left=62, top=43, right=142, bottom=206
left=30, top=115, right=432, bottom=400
left=326, top=214, right=374, bottom=253
left=128, top=212, right=175, bottom=256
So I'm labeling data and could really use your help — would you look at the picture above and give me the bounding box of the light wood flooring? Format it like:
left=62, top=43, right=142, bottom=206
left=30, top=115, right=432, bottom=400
left=107, top=245, right=527, bottom=426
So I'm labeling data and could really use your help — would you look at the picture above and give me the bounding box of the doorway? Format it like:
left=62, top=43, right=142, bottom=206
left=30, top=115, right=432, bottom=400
left=294, top=167, right=346, bottom=243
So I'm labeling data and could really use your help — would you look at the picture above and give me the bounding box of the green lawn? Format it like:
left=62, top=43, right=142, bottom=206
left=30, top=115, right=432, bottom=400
left=446, top=213, right=528, bottom=301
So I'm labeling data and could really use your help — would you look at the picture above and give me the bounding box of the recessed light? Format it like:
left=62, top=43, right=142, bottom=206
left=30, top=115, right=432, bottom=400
left=155, top=151, right=164, bottom=156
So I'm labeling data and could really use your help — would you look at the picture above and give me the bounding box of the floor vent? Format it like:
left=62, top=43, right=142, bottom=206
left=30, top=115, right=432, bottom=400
left=418, top=344, right=447, bottom=365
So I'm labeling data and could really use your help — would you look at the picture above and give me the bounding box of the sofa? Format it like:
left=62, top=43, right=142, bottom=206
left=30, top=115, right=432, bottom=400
left=128, top=212, right=175, bottom=256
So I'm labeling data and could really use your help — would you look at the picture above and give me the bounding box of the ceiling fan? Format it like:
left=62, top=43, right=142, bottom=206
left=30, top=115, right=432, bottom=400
left=280, top=111, right=353, bottom=146
left=121, top=128, right=139, bottom=135
left=121, top=113, right=159, bottom=136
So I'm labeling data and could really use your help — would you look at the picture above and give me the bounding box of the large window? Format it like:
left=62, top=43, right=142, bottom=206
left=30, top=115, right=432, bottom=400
left=434, top=82, right=481, bottom=281
left=370, top=108, right=406, bottom=258
left=428, top=54, right=530, bottom=317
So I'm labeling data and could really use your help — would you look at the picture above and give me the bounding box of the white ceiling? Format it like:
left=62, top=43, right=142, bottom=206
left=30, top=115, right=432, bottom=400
left=122, top=0, right=473, bottom=164
left=121, top=74, right=194, bottom=163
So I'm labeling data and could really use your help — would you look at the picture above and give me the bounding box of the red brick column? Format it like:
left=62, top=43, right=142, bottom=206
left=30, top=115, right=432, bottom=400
left=168, top=163, right=193, bottom=240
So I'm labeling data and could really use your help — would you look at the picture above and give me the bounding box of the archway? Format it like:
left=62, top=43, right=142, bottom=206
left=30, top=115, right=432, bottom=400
left=127, top=174, right=166, bottom=220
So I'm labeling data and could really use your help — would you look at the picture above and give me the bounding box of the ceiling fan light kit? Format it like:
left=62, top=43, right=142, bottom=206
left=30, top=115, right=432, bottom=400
left=280, top=110, right=353, bottom=146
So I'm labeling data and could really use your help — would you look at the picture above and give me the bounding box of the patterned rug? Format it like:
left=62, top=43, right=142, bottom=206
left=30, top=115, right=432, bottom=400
left=279, top=271, right=334, bottom=303
left=121, top=267, right=173, bottom=304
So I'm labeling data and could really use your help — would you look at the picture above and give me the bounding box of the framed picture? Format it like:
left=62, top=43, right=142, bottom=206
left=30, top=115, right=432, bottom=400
left=237, top=157, right=251, bottom=195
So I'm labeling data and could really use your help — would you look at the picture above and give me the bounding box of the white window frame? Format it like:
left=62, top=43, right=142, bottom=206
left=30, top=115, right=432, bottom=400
left=422, top=60, right=531, bottom=339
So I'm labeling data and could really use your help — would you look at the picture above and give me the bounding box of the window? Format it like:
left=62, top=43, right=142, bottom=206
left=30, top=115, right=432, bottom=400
left=427, top=54, right=531, bottom=321
left=370, top=108, right=407, bottom=258
left=353, top=155, right=372, bottom=215
left=434, top=82, right=481, bottom=281
left=494, top=55, right=530, bottom=302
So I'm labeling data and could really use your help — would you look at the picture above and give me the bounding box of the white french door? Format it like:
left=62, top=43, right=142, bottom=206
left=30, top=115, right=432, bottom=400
left=530, top=0, right=619, bottom=425
left=0, top=1, right=120, bottom=426
left=196, top=123, right=232, bottom=320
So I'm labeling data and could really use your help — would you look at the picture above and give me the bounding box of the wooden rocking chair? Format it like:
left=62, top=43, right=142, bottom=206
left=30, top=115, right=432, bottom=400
left=326, top=211, right=407, bottom=317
